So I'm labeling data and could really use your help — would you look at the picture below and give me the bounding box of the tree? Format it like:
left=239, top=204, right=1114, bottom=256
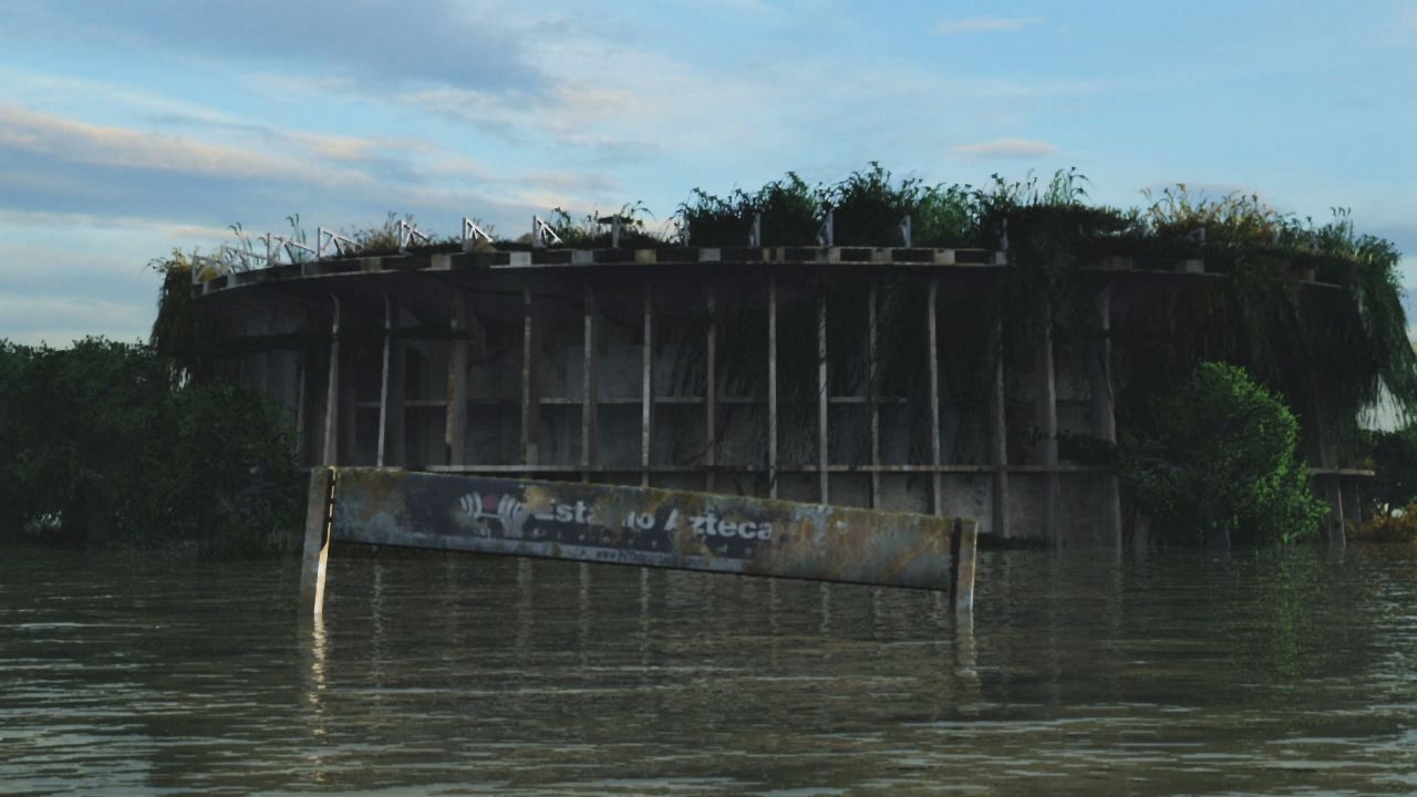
left=0, top=338, right=302, bottom=555
left=1118, top=361, right=1327, bottom=548
left=1364, top=425, right=1417, bottom=516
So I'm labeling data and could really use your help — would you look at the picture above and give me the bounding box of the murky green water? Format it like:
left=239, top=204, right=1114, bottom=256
left=3, top=545, right=1416, bottom=795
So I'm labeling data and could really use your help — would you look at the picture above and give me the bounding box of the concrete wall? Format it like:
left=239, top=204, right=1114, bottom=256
left=202, top=253, right=1355, bottom=547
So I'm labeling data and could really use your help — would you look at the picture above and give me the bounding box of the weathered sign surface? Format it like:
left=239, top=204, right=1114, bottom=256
left=303, top=467, right=977, bottom=612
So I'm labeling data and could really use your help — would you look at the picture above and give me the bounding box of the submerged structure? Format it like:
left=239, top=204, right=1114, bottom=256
left=191, top=221, right=1370, bottom=548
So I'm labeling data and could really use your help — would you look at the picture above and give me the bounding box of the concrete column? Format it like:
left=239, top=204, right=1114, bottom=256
left=521, top=288, right=539, bottom=467
left=1091, top=285, right=1122, bottom=548
left=868, top=284, right=881, bottom=509
left=386, top=332, right=405, bottom=467
left=377, top=294, right=393, bottom=468
left=927, top=278, right=942, bottom=515
left=295, top=346, right=308, bottom=466
left=1310, top=376, right=1346, bottom=547
left=582, top=283, right=599, bottom=481
left=768, top=275, right=779, bottom=499
left=990, top=320, right=1010, bottom=539
left=641, top=283, right=654, bottom=488
left=321, top=297, right=341, bottom=466
left=299, top=467, right=334, bottom=616
left=1035, top=297, right=1059, bottom=546
left=706, top=281, right=718, bottom=493
left=817, top=289, right=829, bottom=503
left=446, top=294, right=469, bottom=467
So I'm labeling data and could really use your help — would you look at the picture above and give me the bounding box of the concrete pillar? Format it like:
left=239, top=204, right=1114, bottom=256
left=641, top=283, right=654, bottom=488
left=1091, top=285, right=1121, bottom=548
left=768, top=276, right=779, bottom=499
left=521, top=288, right=539, bottom=467
left=990, top=320, right=1010, bottom=540
left=377, top=294, right=393, bottom=468
left=707, top=281, right=718, bottom=493
left=299, top=467, right=334, bottom=616
left=927, top=278, right=942, bottom=515
left=295, top=346, right=308, bottom=466
left=321, top=297, right=342, bottom=466
left=868, top=284, right=881, bottom=509
left=581, top=283, right=599, bottom=481
left=446, top=294, right=469, bottom=467
left=1310, top=376, right=1346, bottom=547
left=817, top=289, right=829, bottom=503
left=1035, top=297, right=1059, bottom=546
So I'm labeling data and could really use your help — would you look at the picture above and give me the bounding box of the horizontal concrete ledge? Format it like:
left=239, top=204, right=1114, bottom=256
left=487, top=246, right=1004, bottom=268
left=397, top=463, right=1372, bottom=480
left=416, top=463, right=1116, bottom=475
left=195, top=245, right=1346, bottom=296
left=1309, top=468, right=1376, bottom=477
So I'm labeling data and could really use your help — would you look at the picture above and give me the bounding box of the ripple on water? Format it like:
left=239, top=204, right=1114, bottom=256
left=1, top=546, right=1416, bottom=795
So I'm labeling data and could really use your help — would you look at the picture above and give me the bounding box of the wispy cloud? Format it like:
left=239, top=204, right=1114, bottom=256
left=953, top=138, right=1058, bottom=159
left=0, top=103, right=319, bottom=179
left=1, top=1, right=547, bottom=96
left=935, top=17, right=1044, bottom=35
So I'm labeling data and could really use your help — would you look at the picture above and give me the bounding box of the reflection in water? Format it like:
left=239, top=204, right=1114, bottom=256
left=1, top=547, right=1416, bottom=795
left=300, top=611, right=329, bottom=786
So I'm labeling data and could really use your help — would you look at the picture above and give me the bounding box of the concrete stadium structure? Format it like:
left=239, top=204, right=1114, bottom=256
left=195, top=239, right=1366, bottom=547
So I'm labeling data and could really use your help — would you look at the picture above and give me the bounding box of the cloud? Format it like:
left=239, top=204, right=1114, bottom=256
left=3, top=0, right=546, bottom=96
left=953, top=138, right=1058, bottom=159
left=935, top=17, right=1044, bottom=35
left=0, top=104, right=312, bottom=178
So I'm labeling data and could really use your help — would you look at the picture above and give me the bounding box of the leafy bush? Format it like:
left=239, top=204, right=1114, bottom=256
left=1118, top=361, right=1327, bottom=546
left=547, top=202, right=663, bottom=249
left=0, top=339, right=303, bottom=556
left=678, top=172, right=821, bottom=247
left=1364, top=425, right=1417, bottom=516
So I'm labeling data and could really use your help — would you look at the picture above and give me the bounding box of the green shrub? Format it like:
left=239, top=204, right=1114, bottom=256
left=1118, top=361, right=1327, bottom=546
left=0, top=338, right=303, bottom=556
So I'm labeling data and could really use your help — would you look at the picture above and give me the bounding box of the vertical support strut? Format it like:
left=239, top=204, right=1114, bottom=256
left=868, top=284, right=881, bottom=510
left=322, top=296, right=342, bottom=466
left=950, top=518, right=979, bottom=616
left=1312, top=378, right=1346, bottom=547
left=376, top=293, right=392, bottom=468
left=641, top=283, right=654, bottom=488
left=446, top=293, right=469, bottom=467
left=990, top=320, right=1010, bottom=540
left=1037, top=297, right=1060, bottom=547
left=927, top=278, right=942, bottom=515
left=768, top=275, right=779, bottom=499
left=817, top=288, right=830, bottom=503
left=582, top=282, right=598, bottom=482
left=1091, top=284, right=1121, bottom=548
left=386, top=309, right=406, bottom=468
left=521, top=287, right=538, bottom=467
left=706, top=280, right=718, bottom=493
left=295, top=348, right=307, bottom=466
left=300, top=467, right=336, bottom=616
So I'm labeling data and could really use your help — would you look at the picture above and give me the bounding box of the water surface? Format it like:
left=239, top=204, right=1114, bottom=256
left=3, top=546, right=1415, bottom=795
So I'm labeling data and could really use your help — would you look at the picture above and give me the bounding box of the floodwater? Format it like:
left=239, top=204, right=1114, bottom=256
left=3, top=546, right=1416, bottom=796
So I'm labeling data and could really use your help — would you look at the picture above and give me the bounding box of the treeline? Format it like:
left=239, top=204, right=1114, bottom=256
left=0, top=338, right=303, bottom=556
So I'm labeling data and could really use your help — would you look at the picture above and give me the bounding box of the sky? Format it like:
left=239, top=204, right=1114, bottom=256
left=1, top=0, right=1414, bottom=345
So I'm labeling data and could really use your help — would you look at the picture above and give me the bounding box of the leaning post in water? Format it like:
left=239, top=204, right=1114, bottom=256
left=300, top=467, right=336, bottom=616
left=950, top=518, right=979, bottom=615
